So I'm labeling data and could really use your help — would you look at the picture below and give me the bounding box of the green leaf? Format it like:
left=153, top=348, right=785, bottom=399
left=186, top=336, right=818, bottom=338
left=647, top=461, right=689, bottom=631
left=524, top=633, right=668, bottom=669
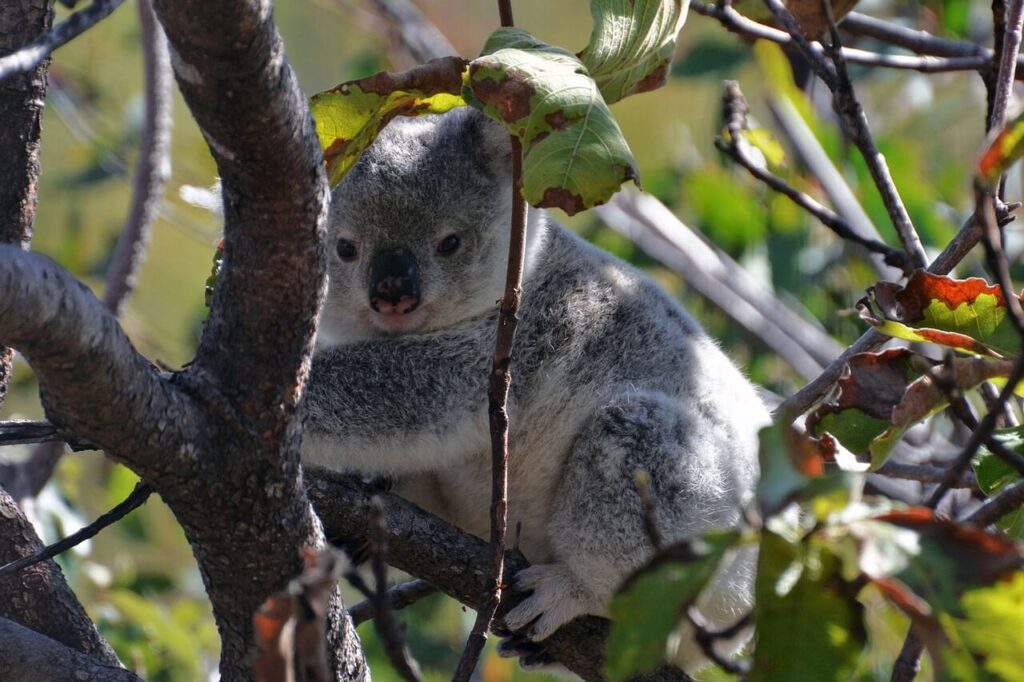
left=750, top=530, right=865, bottom=681
left=578, top=0, right=689, bottom=103
left=974, top=427, right=1024, bottom=538
left=945, top=572, right=1024, bottom=680
left=466, top=28, right=639, bottom=214
left=742, top=128, right=786, bottom=168
left=309, top=57, right=468, bottom=187
left=604, top=532, right=739, bottom=682
left=857, top=270, right=1021, bottom=358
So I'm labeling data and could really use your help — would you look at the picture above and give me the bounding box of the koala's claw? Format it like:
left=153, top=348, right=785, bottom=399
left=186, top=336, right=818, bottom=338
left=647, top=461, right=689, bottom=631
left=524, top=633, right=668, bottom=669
left=496, top=633, right=556, bottom=671
left=503, top=564, right=596, bottom=642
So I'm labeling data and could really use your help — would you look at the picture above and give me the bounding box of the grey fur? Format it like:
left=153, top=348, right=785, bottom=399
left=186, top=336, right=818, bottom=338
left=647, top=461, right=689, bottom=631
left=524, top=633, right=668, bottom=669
left=303, top=108, right=769, bottom=671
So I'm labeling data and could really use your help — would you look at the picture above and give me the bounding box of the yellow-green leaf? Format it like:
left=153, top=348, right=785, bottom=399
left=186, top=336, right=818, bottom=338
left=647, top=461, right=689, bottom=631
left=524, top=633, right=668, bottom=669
left=309, top=57, right=468, bottom=187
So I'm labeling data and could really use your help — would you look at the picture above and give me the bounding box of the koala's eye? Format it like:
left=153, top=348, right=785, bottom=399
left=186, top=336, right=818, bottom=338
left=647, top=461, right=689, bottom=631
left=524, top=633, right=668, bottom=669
left=437, top=234, right=460, bottom=256
left=336, top=238, right=358, bottom=262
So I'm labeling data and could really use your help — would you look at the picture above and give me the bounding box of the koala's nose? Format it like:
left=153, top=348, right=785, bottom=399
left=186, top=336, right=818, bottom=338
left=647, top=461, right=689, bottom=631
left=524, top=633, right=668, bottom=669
left=369, top=247, right=420, bottom=314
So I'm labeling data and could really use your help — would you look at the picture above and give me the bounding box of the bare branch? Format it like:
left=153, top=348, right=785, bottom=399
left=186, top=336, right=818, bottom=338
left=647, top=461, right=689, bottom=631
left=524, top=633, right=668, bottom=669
left=718, top=80, right=908, bottom=271
left=0, top=617, right=141, bottom=682
left=368, top=497, right=422, bottom=682
left=816, top=5, right=929, bottom=269
left=0, top=0, right=124, bottom=82
left=348, top=579, right=436, bottom=627
left=989, top=0, right=1024, bottom=132
left=890, top=629, right=923, bottom=682
left=873, top=461, right=979, bottom=490
left=102, top=0, right=171, bottom=315
left=0, top=488, right=122, bottom=666
left=454, top=4, right=524, bottom=677
left=365, top=0, right=456, bottom=65
left=842, top=12, right=989, bottom=59
left=0, top=0, right=55, bottom=411
left=308, top=470, right=691, bottom=682
left=0, top=482, right=152, bottom=578
left=691, top=2, right=991, bottom=75
left=964, top=477, right=1024, bottom=526
left=0, top=247, right=202, bottom=478
left=0, top=419, right=91, bottom=449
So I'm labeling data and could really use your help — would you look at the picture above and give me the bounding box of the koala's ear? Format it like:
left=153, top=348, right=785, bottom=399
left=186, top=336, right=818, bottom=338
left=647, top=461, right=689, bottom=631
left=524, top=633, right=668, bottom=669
left=455, top=108, right=512, bottom=180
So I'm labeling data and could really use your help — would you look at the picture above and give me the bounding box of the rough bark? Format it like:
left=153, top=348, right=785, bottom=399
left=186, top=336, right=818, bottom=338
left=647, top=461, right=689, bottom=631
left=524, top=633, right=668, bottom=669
left=0, top=618, right=140, bottom=682
left=308, top=470, right=691, bottom=682
left=0, top=0, right=54, bottom=410
left=0, top=488, right=122, bottom=667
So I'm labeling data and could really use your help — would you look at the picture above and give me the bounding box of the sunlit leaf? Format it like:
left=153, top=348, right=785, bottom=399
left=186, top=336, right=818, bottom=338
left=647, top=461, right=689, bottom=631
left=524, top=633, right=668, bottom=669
left=578, top=0, right=689, bottom=103
left=604, top=532, right=739, bottom=681
left=978, top=110, right=1024, bottom=191
left=857, top=270, right=1022, bottom=358
left=973, top=426, right=1024, bottom=538
left=750, top=530, right=865, bottom=681
left=310, top=57, right=468, bottom=187
left=465, top=28, right=639, bottom=214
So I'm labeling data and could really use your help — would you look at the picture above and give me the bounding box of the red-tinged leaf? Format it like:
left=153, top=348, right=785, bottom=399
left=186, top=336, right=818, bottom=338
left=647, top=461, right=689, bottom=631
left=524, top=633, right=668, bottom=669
left=978, top=110, right=1024, bottom=191
left=806, top=349, right=923, bottom=467
left=872, top=509, right=1021, bottom=594
left=891, top=356, right=1014, bottom=426
left=858, top=270, right=1022, bottom=358
left=253, top=548, right=347, bottom=682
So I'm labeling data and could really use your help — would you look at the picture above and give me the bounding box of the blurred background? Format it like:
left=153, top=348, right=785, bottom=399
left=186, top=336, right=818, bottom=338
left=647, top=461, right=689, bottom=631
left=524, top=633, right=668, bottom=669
left=0, top=0, right=1009, bottom=679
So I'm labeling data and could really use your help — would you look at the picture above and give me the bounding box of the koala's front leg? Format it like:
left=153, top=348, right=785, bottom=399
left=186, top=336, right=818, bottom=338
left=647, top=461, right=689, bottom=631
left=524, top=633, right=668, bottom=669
left=499, top=391, right=756, bottom=671
left=302, top=320, right=494, bottom=474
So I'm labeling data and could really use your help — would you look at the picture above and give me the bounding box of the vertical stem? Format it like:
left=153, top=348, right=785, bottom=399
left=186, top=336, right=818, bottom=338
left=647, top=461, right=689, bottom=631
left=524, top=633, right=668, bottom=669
left=452, top=3, right=524, bottom=678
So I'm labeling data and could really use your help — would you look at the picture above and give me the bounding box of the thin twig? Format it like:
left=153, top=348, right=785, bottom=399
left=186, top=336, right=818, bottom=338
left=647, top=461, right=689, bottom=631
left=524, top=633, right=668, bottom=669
left=633, top=471, right=662, bottom=551
left=0, top=420, right=93, bottom=450
left=817, top=3, right=929, bottom=269
left=718, top=81, right=908, bottom=271
left=842, top=12, right=988, bottom=59
left=689, top=609, right=751, bottom=676
left=691, top=2, right=993, bottom=75
left=0, top=0, right=125, bottom=82
left=989, top=0, right=1024, bottom=133
left=368, top=497, right=422, bottom=682
left=963, top=477, right=1024, bottom=526
left=102, top=0, right=171, bottom=315
left=348, top=579, right=437, bottom=627
left=890, top=629, right=923, bottom=682
left=872, top=461, right=978, bottom=490
left=0, top=482, right=152, bottom=578
left=452, top=2, right=523, bottom=678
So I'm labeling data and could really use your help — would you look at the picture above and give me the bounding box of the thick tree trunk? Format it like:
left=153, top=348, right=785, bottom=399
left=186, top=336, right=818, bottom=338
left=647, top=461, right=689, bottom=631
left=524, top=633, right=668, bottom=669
left=0, top=0, right=53, bottom=409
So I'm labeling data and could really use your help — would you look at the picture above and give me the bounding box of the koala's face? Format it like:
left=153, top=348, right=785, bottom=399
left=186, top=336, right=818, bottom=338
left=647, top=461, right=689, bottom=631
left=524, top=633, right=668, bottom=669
left=319, top=108, right=513, bottom=344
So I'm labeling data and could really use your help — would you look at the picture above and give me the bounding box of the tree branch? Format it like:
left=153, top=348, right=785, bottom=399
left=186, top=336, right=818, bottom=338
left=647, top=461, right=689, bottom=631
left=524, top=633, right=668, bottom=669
left=0, top=0, right=125, bottom=82
left=308, top=470, right=689, bottom=682
left=0, top=487, right=122, bottom=667
left=153, top=0, right=329, bottom=434
left=348, top=579, right=437, bottom=627
left=0, top=247, right=202, bottom=479
left=718, top=80, right=909, bottom=272
left=0, top=0, right=55, bottom=411
left=0, top=617, right=141, bottom=682
left=101, top=0, right=171, bottom=316
left=690, top=2, right=993, bottom=75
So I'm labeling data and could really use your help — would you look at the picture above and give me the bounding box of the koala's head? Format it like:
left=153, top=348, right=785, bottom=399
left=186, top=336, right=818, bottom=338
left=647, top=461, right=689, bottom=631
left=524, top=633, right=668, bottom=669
left=319, top=107, right=543, bottom=344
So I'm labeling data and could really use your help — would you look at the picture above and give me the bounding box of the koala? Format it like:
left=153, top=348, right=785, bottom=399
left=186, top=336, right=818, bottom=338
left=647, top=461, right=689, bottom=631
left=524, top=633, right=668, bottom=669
left=301, top=107, right=769, bottom=671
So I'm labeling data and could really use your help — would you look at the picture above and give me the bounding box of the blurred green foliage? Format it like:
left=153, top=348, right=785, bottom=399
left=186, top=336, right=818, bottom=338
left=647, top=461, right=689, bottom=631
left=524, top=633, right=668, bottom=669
left=0, top=0, right=1016, bottom=680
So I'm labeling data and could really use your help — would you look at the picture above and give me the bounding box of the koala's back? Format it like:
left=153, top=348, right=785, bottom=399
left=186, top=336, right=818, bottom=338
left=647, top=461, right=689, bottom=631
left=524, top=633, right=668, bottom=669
left=399, top=219, right=766, bottom=563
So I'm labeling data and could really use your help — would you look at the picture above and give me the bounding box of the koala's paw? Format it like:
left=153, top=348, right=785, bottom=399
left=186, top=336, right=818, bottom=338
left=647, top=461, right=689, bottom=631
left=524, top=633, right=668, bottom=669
left=501, top=564, right=597, bottom=642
